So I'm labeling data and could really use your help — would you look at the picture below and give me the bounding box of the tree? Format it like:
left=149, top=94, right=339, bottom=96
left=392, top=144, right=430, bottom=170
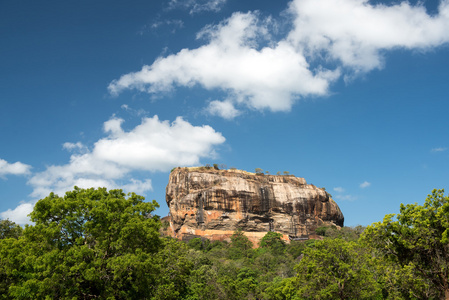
left=294, top=238, right=380, bottom=299
left=362, top=189, right=449, bottom=299
left=152, top=238, right=194, bottom=299
left=0, top=220, right=24, bottom=298
left=233, top=267, right=258, bottom=298
left=186, top=263, right=220, bottom=300
left=262, top=276, right=299, bottom=300
left=259, top=232, right=286, bottom=255
left=187, top=237, right=212, bottom=252
left=0, top=219, right=23, bottom=239
left=0, top=237, right=28, bottom=298
left=228, top=229, right=254, bottom=259
left=316, top=225, right=365, bottom=242
left=314, top=226, right=328, bottom=236
left=2, top=187, right=162, bottom=299
left=255, top=168, right=264, bottom=175
left=285, top=240, right=307, bottom=259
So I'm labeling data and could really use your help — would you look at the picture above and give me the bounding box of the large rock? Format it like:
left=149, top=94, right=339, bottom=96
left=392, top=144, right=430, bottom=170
left=166, top=167, right=344, bottom=245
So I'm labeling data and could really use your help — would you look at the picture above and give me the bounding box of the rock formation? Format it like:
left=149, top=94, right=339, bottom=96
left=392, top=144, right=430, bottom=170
left=166, top=167, right=344, bottom=245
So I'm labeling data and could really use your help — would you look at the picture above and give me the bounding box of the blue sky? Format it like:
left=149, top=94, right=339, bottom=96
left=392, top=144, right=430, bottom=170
left=1, top=0, right=448, bottom=226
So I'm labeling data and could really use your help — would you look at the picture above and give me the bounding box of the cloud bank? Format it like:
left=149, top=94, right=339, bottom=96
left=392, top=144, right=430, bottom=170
left=109, top=11, right=337, bottom=113
left=29, top=115, right=225, bottom=199
left=2, top=115, right=225, bottom=224
left=109, top=0, right=449, bottom=118
left=288, top=0, right=449, bottom=73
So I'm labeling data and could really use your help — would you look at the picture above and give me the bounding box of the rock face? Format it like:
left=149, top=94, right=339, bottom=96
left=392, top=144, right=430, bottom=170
left=166, top=167, right=344, bottom=245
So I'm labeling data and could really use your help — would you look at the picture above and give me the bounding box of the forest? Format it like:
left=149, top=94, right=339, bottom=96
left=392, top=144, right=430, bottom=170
left=1, top=187, right=448, bottom=299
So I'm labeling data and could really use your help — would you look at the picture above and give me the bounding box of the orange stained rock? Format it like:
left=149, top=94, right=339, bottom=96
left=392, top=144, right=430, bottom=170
left=166, top=167, right=344, bottom=245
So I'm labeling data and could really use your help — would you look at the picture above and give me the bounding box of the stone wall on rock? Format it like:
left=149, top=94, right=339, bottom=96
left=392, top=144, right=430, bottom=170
left=166, top=167, right=344, bottom=245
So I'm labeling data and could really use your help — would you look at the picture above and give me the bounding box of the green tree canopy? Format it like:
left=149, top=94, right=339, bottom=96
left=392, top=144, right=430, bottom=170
left=294, top=238, right=380, bottom=299
left=362, top=189, right=449, bottom=299
left=228, top=229, right=254, bottom=259
left=259, top=231, right=286, bottom=255
left=0, top=219, right=23, bottom=239
left=1, top=187, right=162, bottom=299
left=152, top=238, right=194, bottom=300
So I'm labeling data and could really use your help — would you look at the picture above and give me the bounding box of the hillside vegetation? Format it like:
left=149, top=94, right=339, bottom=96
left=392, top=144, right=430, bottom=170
left=1, top=187, right=448, bottom=299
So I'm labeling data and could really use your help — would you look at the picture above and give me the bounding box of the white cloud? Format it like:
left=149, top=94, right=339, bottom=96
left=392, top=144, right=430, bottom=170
left=28, top=170, right=121, bottom=200
left=0, top=201, right=35, bottom=225
left=168, top=0, right=227, bottom=14
left=95, top=116, right=225, bottom=171
left=0, top=178, right=153, bottom=225
left=109, top=0, right=449, bottom=115
left=206, top=100, right=241, bottom=119
left=62, top=142, right=88, bottom=153
left=103, top=117, right=125, bottom=136
left=122, top=179, right=153, bottom=195
left=333, top=187, right=345, bottom=193
left=108, top=12, right=338, bottom=113
left=431, top=147, right=447, bottom=152
left=27, top=115, right=225, bottom=199
left=2, top=115, right=224, bottom=224
left=288, top=0, right=449, bottom=73
left=360, top=181, right=371, bottom=188
left=0, top=158, right=31, bottom=178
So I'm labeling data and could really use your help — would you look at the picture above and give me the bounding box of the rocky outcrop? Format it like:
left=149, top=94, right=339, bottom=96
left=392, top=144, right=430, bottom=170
left=166, top=167, right=344, bottom=245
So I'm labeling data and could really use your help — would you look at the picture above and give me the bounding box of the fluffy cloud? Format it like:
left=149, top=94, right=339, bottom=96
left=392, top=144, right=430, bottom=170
left=0, top=158, right=31, bottom=178
left=122, top=179, right=153, bottom=195
left=109, top=12, right=338, bottom=113
left=168, top=0, right=227, bottom=14
left=2, top=115, right=224, bottom=224
left=95, top=116, right=225, bottom=171
left=28, top=115, right=225, bottom=199
left=109, top=0, right=449, bottom=117
left=62, top=142, right=88, bottom=153
left=288, top=0, right=449, bottom=73
left=0, top=202, right=35, bottom=225
left=206, top=100, right=241, bottom=119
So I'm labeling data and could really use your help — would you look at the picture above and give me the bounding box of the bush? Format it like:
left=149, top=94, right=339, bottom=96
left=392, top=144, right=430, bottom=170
left=315, top=226, right=328, bottom=236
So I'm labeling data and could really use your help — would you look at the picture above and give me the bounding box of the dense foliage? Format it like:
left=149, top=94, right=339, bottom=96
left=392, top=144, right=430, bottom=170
left=362, top=189, right=449, bottom=299
left=1, top=188, right=448, bottom=299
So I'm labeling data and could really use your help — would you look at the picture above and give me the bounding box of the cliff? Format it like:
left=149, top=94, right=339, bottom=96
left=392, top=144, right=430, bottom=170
left=166, top=167, right=344, bottom=245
